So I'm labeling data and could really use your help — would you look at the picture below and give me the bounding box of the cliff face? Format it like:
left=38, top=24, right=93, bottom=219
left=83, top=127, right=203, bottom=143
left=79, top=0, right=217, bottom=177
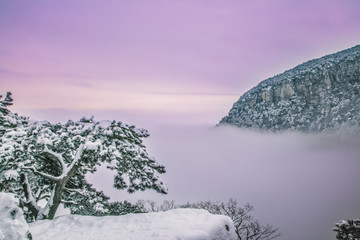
left=220, top=45, right=360, bottom=132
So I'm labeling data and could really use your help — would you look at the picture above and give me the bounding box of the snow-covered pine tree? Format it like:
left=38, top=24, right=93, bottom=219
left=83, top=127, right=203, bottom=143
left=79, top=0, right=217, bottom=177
left=0, top=92, right=13, bottom=115
left=0, top=92, right=30, bottom=194
left=0, top=92, right=16, bottom=137
left=0, top=95, right=167, bottom=221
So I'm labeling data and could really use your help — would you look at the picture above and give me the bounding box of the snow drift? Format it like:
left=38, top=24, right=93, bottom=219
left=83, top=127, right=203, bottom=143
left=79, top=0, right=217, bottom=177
left=30, top=209, right=236, bottom=240
left=0, top=192, right=31, bottom=240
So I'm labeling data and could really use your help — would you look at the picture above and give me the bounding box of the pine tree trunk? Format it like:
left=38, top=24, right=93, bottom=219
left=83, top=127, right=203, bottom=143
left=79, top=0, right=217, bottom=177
left=20, top=173, right=39, bottom=220
left=47, top=162, right=81, bottom=219
left=47, top=180, right=66, bottom=219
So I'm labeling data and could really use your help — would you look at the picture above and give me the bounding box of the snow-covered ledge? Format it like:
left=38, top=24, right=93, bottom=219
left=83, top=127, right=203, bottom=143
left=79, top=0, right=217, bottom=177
left=0, top=192, right=32, bottom=240
left=30, top=209, right=237, bottom=240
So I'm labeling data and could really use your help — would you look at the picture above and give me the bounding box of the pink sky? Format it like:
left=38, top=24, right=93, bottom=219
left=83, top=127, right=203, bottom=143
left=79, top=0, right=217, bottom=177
left=2, top=3, right=360, bottom=239
left=1, top=0, right=360, bottom=125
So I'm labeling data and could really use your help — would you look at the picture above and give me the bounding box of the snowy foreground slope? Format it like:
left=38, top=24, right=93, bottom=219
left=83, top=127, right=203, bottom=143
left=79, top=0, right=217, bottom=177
left=0, top=193, right=31, bottom=240
left=30, top=209, right=237, bottom=240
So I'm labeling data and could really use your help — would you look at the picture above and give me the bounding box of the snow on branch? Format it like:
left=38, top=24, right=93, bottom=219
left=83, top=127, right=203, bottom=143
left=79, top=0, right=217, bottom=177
left=61, top=200, right=78, bottom=205
left=43, top=145, right=66, bottom=172
left=64, top=188, right=85, bottom=196
left=65, top=143, right=85, bottom=175
left=22, top=166, right=61, bottom=182
left=1, top=112, right=167, bottom=221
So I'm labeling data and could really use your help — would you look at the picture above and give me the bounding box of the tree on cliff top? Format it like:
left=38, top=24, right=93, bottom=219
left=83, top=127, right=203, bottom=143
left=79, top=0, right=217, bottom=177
left=0, top=92, right=167, bottom=221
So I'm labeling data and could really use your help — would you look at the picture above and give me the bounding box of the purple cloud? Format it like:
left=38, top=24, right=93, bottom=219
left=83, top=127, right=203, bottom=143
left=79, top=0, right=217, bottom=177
left=0, top=0, right=359, bottom=123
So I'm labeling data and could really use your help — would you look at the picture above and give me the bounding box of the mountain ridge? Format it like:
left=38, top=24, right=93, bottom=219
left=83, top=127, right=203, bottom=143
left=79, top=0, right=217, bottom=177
left=219, top=45, right=360, bottom=132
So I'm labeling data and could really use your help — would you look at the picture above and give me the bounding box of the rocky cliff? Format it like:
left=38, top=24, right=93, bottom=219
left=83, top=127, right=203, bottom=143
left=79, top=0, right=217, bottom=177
left=219, top=45, right=360, bottom=132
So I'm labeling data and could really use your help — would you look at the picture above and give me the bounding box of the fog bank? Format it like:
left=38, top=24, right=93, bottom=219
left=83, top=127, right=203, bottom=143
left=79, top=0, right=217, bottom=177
left=88, top=125, right=360, bottom=240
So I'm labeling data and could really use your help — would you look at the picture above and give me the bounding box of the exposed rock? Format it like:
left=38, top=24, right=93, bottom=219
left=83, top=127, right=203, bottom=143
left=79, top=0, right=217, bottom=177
left=219, top=45, right=360, bottom=132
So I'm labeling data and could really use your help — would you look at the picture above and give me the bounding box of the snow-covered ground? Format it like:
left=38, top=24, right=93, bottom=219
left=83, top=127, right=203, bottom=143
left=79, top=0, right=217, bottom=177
left=0, top=192, right=30, bottom=240
left=30, top=209, right=236, bottom=240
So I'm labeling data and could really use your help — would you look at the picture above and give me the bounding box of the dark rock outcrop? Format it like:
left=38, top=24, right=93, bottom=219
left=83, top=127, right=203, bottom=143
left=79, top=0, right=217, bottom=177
left=220, top=45, right=360, bottom=132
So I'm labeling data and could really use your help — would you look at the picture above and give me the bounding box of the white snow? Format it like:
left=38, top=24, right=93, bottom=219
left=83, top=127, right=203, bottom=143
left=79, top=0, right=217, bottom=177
left=36, top=137, right=53, bottom=145
left=30, top=209, right=236, bottom=240
left=0, top=192, right=30, bottom=240
left=4, top=115, right=17, bottom=125
left=3, top=169, right=19, bottom=180
left=84, top=139, right=101, bottom=150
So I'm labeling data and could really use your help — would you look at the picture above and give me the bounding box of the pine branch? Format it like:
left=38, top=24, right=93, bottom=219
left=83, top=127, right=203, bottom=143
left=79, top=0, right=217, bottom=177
left=43, top=145, right=67, bottom=172
left=23, top=166, right=61, bottom=182
left=64, top=188, right=85, bottom=196
left=81, top=166, right=96, bottom=172
left=61, top=200, right=77, bottom=205
left=20, top=173, right=40, bottom=219
left=34, top=185, right=51, bottom=202
left=37, top=186, right=56, bottom=220
left=64, top=143, right=85, bottom=177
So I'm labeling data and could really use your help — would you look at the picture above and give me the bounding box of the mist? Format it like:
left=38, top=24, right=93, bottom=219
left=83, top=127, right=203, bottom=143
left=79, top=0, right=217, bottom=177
left=88, top=124, right=360, bottom=240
